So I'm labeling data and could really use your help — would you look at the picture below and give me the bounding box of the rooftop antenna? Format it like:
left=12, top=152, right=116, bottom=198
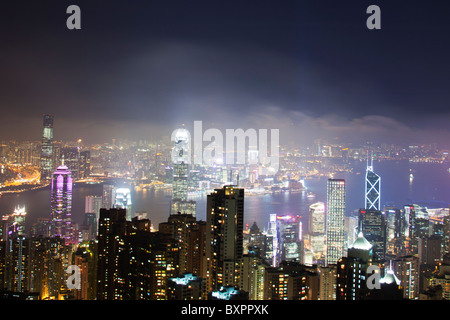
left=367, top=149, right=373, bottom=171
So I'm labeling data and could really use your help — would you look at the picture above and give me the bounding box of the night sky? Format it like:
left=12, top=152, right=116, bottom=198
left=1, top=0, right=449, bottom=146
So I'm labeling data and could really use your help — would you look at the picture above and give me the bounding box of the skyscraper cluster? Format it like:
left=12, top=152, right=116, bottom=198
left=0, top=118, right=449, bottom=301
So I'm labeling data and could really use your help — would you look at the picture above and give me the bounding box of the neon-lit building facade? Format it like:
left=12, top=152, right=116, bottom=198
left=50, top=164, right=74, bottom=244
left=309, top=202, right=325, bottom=262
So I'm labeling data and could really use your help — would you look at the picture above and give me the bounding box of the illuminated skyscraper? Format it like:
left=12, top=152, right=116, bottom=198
left=50, top=164, right=74, bottom=244
left=263, top=261, right=319, bottom=300
left=79, top=150, right=91, bottom=179
left=358, top=208, right=387, bottom=261
left=392, top=255, right=420, bottom=299
left=309, top=202, right=325, bottom=262
left=40, top=114, right=54, bottom=181
left=205, top=185, right=244, bottom=292
left=365, top=154, right=381, bottom=211
left=326, top=179, right=346, bottom=266
left=159, top=213, right=197, bottom=275
left=114, top=187, right=132, bottom=220
left=171, top=128, right=194, bottom=217
left=171, top=128, right=190, bottom=201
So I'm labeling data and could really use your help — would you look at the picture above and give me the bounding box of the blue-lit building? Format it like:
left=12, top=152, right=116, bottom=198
left=208, top=286, right=248, bottom=300
left=167, top=273, right=205, bottom=300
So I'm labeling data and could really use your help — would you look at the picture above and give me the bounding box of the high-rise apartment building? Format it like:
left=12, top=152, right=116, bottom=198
left=205, top=185, right=244, bottom=293
left=263, top=262, right=319, bottom=300
left=319, top=265, right=337, bottom=300
left=171, top=128, right=195, bottom=215
left=237, top=254, right=266, bottom=300
left=392, top=255, right=420, bottom=300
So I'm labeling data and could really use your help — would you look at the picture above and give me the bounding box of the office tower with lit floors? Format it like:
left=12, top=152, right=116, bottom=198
left=96, top=208, right=128, bottom=300
left=326, top=179, right=346, bottom=266
left=205, top=185, right=244, bottom=293
left=50, top=163, right=74, bottom=245
left=309, top=202, right=326, bottom=263
left=358, top=209, right=387, bottom=262
left=61, top=147, right=80, bottom=180
left=40, top=114, right=54, bottom=181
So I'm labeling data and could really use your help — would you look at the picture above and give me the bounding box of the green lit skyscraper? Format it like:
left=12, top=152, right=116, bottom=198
left=40, top=114, right=54, bottom=181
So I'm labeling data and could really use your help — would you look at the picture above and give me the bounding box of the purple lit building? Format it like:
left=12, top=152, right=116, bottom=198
left=50, top=164, right=75, bottom=245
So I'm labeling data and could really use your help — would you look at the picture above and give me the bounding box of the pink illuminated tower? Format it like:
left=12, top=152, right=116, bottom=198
left=50, top=163, right=75, bottom=244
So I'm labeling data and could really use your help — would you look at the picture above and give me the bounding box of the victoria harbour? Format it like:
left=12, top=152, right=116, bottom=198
left=2, top=159, right=448, bottom=235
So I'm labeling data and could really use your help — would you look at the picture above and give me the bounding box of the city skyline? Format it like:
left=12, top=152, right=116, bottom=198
left=1, top=0, right=450, bottom=304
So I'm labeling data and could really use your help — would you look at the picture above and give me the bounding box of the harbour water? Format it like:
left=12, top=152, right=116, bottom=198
left=0, top=160, right=449, bottom=234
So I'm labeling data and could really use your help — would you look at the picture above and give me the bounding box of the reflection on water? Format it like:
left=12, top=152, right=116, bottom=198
left=0, top=160, right=448, bottom=234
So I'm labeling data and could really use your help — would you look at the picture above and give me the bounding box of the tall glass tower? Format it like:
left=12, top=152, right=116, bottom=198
left=365, top=154, right=381, bottom=211
left=171, top=127, right=195, bottom=215
left=326, top=179, right=346, bottom=266
left=50, top=164, right=74, bottom=244
left=40, top=114, right=54, bottom=181
left=171, top=127, right=190, bottom=201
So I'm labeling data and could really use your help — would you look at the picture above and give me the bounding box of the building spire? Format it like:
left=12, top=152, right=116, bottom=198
left=367, top=149, right=374, bottom=171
